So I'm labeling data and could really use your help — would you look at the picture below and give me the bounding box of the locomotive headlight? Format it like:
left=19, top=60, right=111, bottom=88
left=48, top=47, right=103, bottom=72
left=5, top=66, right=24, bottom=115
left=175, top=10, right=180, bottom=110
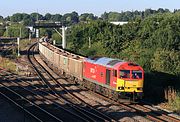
left=118, top=86, right=124, bottom=90
left=137, top=87, right=143, bottom=91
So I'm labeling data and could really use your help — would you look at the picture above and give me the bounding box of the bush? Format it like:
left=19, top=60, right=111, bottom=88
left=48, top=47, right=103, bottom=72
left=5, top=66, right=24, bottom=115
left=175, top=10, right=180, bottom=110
left=0, top=58, right=16, bottom=72
left=169, top=92, right=180, bottom=114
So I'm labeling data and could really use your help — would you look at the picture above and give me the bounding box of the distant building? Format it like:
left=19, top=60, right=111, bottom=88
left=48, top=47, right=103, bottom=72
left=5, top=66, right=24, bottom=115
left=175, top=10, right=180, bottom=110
left=110, top=21, right=128, bottom=25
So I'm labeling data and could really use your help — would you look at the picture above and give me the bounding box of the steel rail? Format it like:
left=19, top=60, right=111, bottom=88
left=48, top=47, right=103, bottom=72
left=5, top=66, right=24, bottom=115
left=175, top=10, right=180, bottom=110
left=29, top=42, right=113, bottom=122
left=28, top=43, right=98, bottom=121
left=0, top=69, right=90, bottom=122
left=0, top=82, right=63, bottom=122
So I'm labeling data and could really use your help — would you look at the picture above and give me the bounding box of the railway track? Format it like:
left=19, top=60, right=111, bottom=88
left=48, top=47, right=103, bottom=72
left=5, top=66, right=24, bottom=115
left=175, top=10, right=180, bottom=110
left=134, top=102, right=180, bottom=122
left=28, top=42, right=114, bottom=122
left=85, top=87, right=180, bottom=122
left=36, top=41, right=180, bottom=122
left=0, top=68, right=101, bottom=122
left=0, top=61, right=102, bottom=121
left=0, top=70, right=63, bottom=122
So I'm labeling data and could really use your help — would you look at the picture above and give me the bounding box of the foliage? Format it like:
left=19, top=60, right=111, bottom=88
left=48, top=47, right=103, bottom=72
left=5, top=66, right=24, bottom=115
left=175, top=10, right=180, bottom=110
left=39, top=28, right=52, bottom=38
left=171, top=96, right=180, bottom=113
left=79, top=13, right=97, bottom=22
left=100, top=8, right=170, bottom=21
left=3, top=23, right=28, bottom=38
left=0, top=15, right=3, bottom=20
left=169, top=92, right=180, bottom=113
left=52, top=33, right=62, bottom=44
left=151, top=49, right=180, bottom=75
left=68, top=12, right=180, bottom=75
left=67, top=13, right=180, bottom=103
left=0, top=58, right=16, bottom=72
left=0, top=8, right=173, bottom=27
left=19, top=39, right=31, bottom=50
left=0, top=26, right=5, bottom=36
left=0, top=9, right=180, bottom=109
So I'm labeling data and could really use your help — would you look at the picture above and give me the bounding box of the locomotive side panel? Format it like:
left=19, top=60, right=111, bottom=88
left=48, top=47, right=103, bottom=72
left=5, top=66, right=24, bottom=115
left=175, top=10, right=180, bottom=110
left=58, top=54, right=61, bottom=70
left=38, top=43, right=42, bottom=54
left=43, top=44, right=48, bottom=58
left=45, top=47, right=49, bottom=60
left=54, top=52, right=60, bottom=68
left=76, top=60, right=83, bottom=80
left=39, top=43, right=45, bottom=56
left=60, top=55, right=69, bottom=73
left=47, top=48, right=51, bottom=61
left=49, top=49, right=54, bottom=63
left=83, top=62, right=106, bottom=85
left=69, top=58, right=75, bottom=76
left=95, top=64, right=106, bottom=84
left=69, top=58, right=83, bottom=80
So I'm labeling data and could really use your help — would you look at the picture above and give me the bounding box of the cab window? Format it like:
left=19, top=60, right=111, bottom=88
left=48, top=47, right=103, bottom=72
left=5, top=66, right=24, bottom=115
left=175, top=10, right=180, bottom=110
left=120, top=70, right=130, bottom=78
left=132, top=70, right=142, bottom=79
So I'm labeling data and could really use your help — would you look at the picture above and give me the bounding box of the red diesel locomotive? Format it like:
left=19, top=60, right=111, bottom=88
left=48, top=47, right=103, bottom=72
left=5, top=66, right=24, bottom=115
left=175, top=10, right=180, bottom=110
left=83, top=57, right=144, bottom=100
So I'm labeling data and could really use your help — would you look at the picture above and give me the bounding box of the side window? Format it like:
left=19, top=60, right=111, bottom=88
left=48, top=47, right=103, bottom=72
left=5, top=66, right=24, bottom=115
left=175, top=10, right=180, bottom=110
left=120, top=70, right=130, bottom=78
left=113, top=70, right=117, bottom=77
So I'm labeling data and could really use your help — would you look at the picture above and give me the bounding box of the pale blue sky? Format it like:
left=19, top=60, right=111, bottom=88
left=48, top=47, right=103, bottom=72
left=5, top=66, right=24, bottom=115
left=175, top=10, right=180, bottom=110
left=0, top=0, right=179, bottom=17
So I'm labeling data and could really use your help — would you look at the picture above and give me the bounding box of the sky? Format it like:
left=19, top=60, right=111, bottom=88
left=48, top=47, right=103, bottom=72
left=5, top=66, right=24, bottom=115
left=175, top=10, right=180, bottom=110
left=0, top=0, right=180, bottom=17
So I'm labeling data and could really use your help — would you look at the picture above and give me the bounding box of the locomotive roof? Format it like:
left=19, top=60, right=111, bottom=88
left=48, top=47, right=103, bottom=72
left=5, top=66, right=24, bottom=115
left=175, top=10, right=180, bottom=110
left=85, top=57, right=124, bottom=68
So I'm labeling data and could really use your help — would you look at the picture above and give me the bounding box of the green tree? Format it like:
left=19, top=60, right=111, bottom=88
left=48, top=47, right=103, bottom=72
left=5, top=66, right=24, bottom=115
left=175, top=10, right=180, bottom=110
left=3, top=24, right=28, bottom=38
left=10, top=13, right=23, bottom=22
left=45, top=13, right=52, bottom=20
left=101, top=12, right=108, bottom=20
left=0, top=27, right=5, bottom=36
left=79, top=13, right=97, bottom=22
left=52, top=33, right=62, bottom=44
left=30, top=13, right=44, bottom=21
left=108, top=12, right=121, bottom=21
left=0, top=15, right=3, bottom=21
left=151, top=49, right=180, bottom=75
left=51, top=14, right=62, bottom=21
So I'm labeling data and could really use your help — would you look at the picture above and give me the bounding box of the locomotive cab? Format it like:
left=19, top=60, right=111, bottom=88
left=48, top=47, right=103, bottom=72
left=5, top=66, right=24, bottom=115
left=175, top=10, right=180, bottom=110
left=116, top=62, right=144, bottom=99
left=83, top=57, right=144, bottom=101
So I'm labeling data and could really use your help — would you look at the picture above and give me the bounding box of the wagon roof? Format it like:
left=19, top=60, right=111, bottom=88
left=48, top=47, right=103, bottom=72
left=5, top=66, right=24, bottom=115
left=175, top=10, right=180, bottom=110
left=85, top=57, right=124, bottom=67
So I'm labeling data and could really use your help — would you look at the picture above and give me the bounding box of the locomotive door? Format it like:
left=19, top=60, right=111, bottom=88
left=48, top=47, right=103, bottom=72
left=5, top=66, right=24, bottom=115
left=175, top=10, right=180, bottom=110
left=106, top=69, right=111, bottom=85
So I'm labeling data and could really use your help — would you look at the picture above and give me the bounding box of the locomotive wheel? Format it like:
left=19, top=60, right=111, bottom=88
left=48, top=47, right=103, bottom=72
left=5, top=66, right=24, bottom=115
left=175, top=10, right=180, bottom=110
left=101, top=87, right=106, bottom=96
left=91, top=83, right=96, bottom=92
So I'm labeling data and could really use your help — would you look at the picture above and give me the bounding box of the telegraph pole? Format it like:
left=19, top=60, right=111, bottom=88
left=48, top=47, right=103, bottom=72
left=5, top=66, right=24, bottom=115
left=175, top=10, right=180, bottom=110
left=89, top=37, right=91, bottom=48
left=6, top=26, right=8, bottom=37
left=62, top=26, right=66, bottom=49
left=20, top=27, right=22, bottom=38
left=17, top=37, right=20, bottom=57
left=54, top=26, right=67, bottom=49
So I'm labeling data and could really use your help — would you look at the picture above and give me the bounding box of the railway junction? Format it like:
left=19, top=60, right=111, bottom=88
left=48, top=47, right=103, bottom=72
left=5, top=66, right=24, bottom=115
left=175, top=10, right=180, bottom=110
left=0, top=38, right=179, bottom=122
left=0, top=21, right=179, bottom=122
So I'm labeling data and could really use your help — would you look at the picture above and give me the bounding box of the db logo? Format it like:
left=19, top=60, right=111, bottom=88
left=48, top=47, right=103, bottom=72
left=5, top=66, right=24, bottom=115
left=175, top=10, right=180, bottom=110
left=90, top=68, right=95, bottom=73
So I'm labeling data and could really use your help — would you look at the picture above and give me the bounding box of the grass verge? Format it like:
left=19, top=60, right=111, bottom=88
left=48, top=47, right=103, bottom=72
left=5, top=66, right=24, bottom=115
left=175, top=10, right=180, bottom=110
left=0, top=57, right=16, bottom=72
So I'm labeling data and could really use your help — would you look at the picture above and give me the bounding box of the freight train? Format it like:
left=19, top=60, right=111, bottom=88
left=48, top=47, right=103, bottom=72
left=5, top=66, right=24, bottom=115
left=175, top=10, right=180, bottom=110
left=38, top=41, right=144, bottom=102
